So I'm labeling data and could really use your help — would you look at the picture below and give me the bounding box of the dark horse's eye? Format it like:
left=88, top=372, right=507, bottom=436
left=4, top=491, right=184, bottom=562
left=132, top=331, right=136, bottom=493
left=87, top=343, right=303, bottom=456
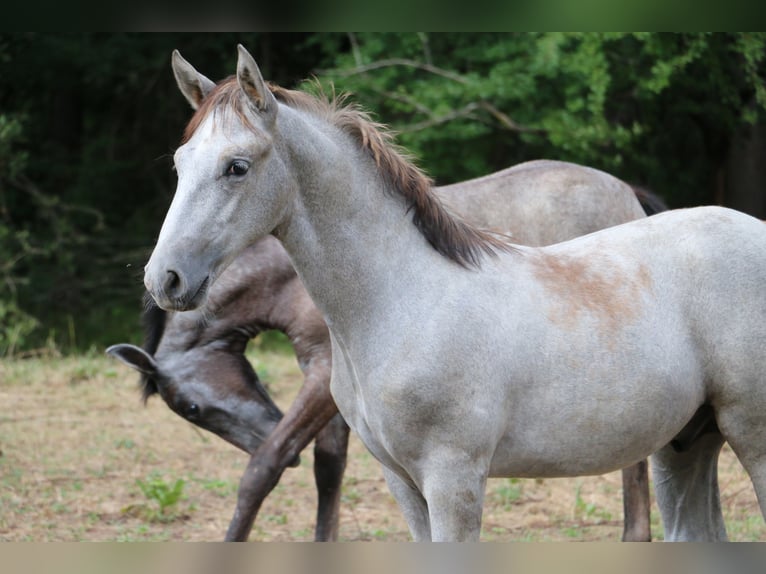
left=187, top=403, right=200, bottom=417
left=226, top=160, right=249, bottom=177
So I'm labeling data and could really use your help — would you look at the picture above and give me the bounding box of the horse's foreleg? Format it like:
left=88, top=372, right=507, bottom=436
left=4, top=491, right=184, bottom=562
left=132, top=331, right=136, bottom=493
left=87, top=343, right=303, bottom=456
left=414, top=450, right=489, bottom=542
left=313, top=413, right=350, bottom=541
left=422, top=472, right=487, bottom=541
left=381, top=466, right=431, bottom=541
left=651, top=431, right=727, bottom=541
left=620, top=460, right=651, bottom=542
left=225, top=371, right=341, bottom=541
left=225, top=451, right=285, bottom=541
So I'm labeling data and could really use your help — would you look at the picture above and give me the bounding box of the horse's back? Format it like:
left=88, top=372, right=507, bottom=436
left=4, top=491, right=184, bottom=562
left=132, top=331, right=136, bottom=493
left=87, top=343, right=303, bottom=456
left=477, top=206, right=766, bottom=476
left=436, top=160, right=645, bottom=245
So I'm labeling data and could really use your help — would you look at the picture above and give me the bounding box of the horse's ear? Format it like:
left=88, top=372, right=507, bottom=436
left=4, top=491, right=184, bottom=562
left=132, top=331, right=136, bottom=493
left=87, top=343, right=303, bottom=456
left=171, top=49, right=216, bottom=110
left=236, top=44, right=277, bottom=122
left=106, top=344, right=159, bottom=375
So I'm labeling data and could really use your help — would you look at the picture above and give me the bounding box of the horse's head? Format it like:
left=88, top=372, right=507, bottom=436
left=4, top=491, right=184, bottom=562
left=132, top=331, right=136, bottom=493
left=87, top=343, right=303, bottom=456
left=144, top=45, right=296, bottom=312
left=106, top=331, right=293, bottom=462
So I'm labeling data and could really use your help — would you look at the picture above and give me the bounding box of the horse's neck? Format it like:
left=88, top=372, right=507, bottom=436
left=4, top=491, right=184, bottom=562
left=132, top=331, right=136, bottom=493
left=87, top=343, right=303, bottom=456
left=274, top=113, right=449, bottom=337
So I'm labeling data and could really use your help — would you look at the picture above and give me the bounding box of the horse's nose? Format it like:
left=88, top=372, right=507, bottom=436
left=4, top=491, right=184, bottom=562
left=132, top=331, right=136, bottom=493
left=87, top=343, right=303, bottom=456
left=163, top=269, right=184, bottom=298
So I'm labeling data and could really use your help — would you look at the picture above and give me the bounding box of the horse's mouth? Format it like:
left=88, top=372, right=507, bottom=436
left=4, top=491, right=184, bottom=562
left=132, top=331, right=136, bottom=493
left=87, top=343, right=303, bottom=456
left=175, top=275, right=210, bottom=311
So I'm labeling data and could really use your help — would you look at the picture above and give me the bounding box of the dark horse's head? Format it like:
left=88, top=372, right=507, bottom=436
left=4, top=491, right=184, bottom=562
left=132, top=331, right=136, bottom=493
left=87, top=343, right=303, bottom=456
left=106, top=294, right=293, bottom=462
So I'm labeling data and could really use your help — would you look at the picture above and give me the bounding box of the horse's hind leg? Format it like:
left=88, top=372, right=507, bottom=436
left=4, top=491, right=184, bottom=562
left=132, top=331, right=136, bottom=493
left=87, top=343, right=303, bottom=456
left=313, top=413, right=350, bottom=541
left=621, top=460, right=651, bottom=541
left=715, top=408, right=766, bottom=530
left=651, top=431, right=727, bottom=541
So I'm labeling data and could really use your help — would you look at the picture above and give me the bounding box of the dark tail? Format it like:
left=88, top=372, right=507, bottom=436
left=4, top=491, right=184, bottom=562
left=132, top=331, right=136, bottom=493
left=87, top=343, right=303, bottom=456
left=632, top=185, right=669, bottom=216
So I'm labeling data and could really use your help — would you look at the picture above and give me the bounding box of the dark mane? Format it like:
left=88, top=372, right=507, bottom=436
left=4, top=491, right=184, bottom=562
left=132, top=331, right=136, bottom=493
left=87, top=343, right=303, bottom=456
left=182, top=77, right=514, bottom=268
left=139, top=293, right=167, bottom=402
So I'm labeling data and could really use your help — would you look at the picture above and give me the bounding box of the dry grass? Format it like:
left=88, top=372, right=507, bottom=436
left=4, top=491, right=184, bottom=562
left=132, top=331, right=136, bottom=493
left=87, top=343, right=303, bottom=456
left=0, top=346, right=764, bottom=542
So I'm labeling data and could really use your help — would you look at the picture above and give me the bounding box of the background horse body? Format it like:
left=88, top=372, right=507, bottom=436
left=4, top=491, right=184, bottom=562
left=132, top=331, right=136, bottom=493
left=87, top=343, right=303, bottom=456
left=144, top=47, right=766, bottom=542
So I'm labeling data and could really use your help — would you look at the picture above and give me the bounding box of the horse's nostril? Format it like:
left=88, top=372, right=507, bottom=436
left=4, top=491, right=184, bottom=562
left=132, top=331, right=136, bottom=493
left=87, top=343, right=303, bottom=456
left=164, top=269, right=182, bottom=296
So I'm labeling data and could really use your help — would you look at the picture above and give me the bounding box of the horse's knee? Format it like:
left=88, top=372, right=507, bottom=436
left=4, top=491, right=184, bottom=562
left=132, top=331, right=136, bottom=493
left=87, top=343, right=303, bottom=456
left=237, top=442, right=292, bottom=500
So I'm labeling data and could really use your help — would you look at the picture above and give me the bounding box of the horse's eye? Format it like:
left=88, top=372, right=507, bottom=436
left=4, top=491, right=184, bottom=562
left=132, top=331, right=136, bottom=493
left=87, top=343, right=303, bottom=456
left=187, top=403, right=200, bottom=417
left=226, top=160, right=249, bottom=177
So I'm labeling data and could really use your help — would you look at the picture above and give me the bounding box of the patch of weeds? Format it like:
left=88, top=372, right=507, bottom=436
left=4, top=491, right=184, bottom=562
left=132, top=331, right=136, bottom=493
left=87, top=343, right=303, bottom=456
left=727, top=515, right=766, bottom=541
left=563, top=525, right=584, bottom=538
left=68, top=361, right=101, bottom=385
left=371, top=528, right=390, bottom=540
left=573, top=483, right=612, bottom=523
left=251, top=525, right=269, bottom=540
left=87, top=465, right=111, bottom=479
left=291, top=527, right=312, bottom=539
left=116, top=524, right=173, bottom=542
left=491, top=478, right=523, bottom=510
left=489, top=526, right=509, bottom=537
left=342, top=487, right=362, bottom=505
left=266, top=513, right=288, bottom=525
left=196, top=477, right=236, bottom=498
left=114, top=438, right=135, bottom=450
left=0, top=464, right=24, bottom=488
left=514, top=531, right=542, bottom=542
left=124, top=473, right=189, bottom=523
left=51, top=501, right=70, bottom=514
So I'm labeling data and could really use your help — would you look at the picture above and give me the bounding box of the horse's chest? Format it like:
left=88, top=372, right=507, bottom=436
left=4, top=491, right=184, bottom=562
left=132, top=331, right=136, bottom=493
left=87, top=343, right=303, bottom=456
left=329, top=370, right=403, bottom=471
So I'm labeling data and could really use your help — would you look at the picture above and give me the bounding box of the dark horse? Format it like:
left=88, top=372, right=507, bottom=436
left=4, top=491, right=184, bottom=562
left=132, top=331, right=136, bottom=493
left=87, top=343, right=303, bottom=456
left=109, top=160, right=666, bottom=541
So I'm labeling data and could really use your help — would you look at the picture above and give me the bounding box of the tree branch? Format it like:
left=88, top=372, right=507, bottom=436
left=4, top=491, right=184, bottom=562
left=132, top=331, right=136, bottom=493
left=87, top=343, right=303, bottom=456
left=319, top=58, right=470, bottom=85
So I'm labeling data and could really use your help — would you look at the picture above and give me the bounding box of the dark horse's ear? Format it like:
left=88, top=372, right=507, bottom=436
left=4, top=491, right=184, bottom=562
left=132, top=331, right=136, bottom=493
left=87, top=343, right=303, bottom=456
left=105, top=344, right=158, bottom=375
left=171, top=49, right=216, bottom=110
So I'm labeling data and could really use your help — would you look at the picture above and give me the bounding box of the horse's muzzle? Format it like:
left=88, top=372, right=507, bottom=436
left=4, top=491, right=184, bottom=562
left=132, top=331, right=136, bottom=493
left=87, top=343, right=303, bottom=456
left=144, top=266, right=210, bottom=312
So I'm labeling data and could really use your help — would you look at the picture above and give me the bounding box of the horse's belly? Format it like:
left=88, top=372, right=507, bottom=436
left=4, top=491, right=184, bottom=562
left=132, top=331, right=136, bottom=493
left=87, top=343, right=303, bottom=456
left=489, top=438, right=650, bottom=478
left=488, top=395, right=698, bottom=478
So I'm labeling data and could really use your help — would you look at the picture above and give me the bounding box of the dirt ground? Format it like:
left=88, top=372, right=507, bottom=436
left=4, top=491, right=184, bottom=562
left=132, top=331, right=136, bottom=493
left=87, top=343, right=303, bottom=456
left=1, top=348, right=764, bottom=542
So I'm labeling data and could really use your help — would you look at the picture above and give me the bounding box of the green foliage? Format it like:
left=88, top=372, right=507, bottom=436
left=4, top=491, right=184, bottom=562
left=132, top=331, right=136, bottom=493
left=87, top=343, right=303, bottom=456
left=133, top=474, right=187, bottom=522
left=316, top=33, right=766, bottom=208
left=0, top=299, right=39, bottom=357
left=0, top=33, right=764, bottom=354
left=0, top=114, right=27, bottom=179
left=0, top=113, right=37, bottom=356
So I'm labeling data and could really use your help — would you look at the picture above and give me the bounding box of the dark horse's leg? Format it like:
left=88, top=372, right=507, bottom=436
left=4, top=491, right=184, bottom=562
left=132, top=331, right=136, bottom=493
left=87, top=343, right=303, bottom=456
left=620, top=461, right=651, bottom=541
left=312, top=413, right=350, bottom=541
left=225, top=374, right=342, bottom=541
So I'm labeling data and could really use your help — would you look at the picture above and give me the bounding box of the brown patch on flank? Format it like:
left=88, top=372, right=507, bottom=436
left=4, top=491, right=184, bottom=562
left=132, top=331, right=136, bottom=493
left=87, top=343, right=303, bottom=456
left=531, top=252, right=653, bottom=335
